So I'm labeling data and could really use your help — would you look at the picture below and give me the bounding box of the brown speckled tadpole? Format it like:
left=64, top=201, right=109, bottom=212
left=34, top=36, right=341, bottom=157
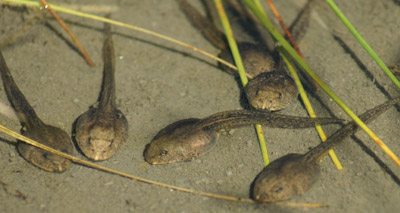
left=144, top=110, right=342, bottom=165
left=0, top=51, right=74, bottom=172
left=74, top=21, right=128, bottom=161
left=251, top=97, right=400, bottom=203
left=177, top=0, right=298, bottom=111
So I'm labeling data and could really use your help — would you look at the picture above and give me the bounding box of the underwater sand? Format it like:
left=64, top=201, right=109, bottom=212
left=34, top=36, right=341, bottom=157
left=0, top=0, right=399, bottom=212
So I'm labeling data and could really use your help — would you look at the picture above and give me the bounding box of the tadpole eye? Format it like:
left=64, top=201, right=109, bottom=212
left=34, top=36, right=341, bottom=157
left=160, top=150, right=168, bottom=156
left=87, top=137, right=92, bottom=145
left=275, top=187, right=283, bottom=193
left=278, top=92, right=283, bottom=99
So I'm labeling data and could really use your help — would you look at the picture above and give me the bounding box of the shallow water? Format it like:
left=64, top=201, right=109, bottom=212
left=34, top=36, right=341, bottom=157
left=0, top=0, right=399, bottom=212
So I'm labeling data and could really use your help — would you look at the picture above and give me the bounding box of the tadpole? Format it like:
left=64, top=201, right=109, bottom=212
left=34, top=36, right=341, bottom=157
left=177, top=0, right=299, bottom=111
left=0, top=51, right=74, bottom=172
left=144, top=110, right=342, bottom=164
left=74, top=19, right=128, bottom=161
left=251, top=97, right=400, bottom=202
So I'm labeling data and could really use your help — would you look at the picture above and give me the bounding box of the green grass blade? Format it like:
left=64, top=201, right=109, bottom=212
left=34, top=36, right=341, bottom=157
left=252, top=0, right=343, bottom=169
left=214, top=0, right=269, bottom=165
left=280, top=48, right=343, bottom=169
left=325, top=0, right=400, bottom=89
left=242, top=0, right=400, bottom=167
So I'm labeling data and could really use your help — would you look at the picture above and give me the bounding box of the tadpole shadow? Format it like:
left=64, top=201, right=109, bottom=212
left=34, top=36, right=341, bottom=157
left=350, top=135, right=400, bottom=185
left=296, top=35, right=400, bottom=186
left=44, top=22, right=84, bottom=59
left=0, top=137, right=18, bottom=146
left=45, top=9, right=400, bottom=186
left=70, top=114, right=87, bottom=158
left=248, top=172, right=260, bottom=201
left=332, top=34, right=400, bottom=112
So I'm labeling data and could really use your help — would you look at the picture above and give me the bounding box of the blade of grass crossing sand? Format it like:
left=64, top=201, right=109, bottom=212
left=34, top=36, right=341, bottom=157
left=253, top=0, right=266, bottom=15
left=264, top=0, right=305, bottom=59
left=0, top=124, right=330, bottom=208
left=243, top=0, right=400, bottom=167
left=214, top=0, right=270, bottom=165
left=281, top=49, right=342, bottom=169
left=325, top=0, right=400, bottom=89
left=40, top=0, right=94, bottom=66
left=1, top=0, right=241, bottom=73
left=0, top=124, right=252, bottom=203
left=2, top=0, right=398, bottom=167
left=255, top=0, right=342, bottom=169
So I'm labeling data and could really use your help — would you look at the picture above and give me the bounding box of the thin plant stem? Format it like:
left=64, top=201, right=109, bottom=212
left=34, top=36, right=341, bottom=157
left=40, top=0, right=94, bottom=66
left=0, top=124, right=328, bottom=208
left=265, top=0, right=304, bottom=59
left=2, top=0, right=398, bottom=167
left=0, top=124, right=251, bottom=203
left=214, top=0, right=269, bottom=165
left=281, top=49, right=342, bottom=169
left=243, top=0, right=400, bottom=167
left=325, top=0, right=400, bottom=89
left=1, top=0, right=243, bottom=75
left=259, top=0, right=342, bottom=169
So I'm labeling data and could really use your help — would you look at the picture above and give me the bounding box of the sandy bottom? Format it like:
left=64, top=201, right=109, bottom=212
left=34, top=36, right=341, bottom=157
left=0, top=0, right=399, bottom=212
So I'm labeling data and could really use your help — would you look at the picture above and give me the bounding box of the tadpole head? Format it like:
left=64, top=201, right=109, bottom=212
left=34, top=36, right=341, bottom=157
left=219, top=42, right=276, bottom=77
left=143, top=118, right=215, bottom=165
left=246, top=72, right=298, bottom=111
left=74, top=109, right=128, bottom=161
left=18, top=125, right=74, bottom=173
left=251, top=154, right=320, bottom=203
left=21, top=147, right=72, bottom=172
left=143, top=138, right=186, bottom=165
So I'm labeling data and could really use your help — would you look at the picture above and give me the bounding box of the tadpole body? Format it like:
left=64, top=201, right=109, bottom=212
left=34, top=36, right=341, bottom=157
left=251, top=97, right=400, bottom=202
left=0, top=51, right=74, bottom=172
left=144, top=110, right=343, bottom=165
left=177, top=0, right=299, bottom=111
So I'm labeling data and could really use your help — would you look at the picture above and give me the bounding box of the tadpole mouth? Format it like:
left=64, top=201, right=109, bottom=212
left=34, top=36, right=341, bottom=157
left=147, top=161, right=159, bottom=165
left=143, top=157, right=161, bottom=165
left=143, top=144, right=158, bottom=165
left=143, top=152, right=167, bottom=165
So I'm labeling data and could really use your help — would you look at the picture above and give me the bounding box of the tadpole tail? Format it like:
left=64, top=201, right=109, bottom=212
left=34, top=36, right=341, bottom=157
left=177, top=0, right=228, bottom=50
left=288, top=0, right=315, bottom=43
left=98, top=14, right=116, bottom=110
left=199, top=110, right=343, bottom=131
left=304, top=97, right=400, bottom=162
left=0, top=51, right=43, bottom=128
